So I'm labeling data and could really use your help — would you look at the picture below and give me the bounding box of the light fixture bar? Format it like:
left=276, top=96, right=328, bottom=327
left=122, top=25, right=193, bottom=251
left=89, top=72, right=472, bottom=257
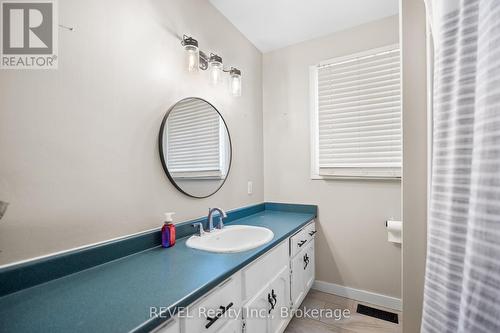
left=180, top=35, right=242, bottom=96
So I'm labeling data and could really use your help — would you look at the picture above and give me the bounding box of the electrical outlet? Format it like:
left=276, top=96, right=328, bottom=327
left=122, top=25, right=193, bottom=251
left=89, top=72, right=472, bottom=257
left=247, top=181, right=253, bottom=195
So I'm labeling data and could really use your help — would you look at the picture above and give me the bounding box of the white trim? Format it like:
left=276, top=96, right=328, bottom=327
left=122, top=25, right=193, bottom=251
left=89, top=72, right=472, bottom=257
left=309, top=65, right=320, bottom=178
left=311, top=175, right=401, bottom=181
left=318, top=44, right=400, bottom=68
left=319, top=167, right=401, bottom=178
left=312, top=280, right=402, bottom=311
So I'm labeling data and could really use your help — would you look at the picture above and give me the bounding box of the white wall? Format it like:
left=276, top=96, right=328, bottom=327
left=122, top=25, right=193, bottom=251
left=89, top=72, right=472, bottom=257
left=263, top=16, right=402, bottom=298
left=401, top=0, right=428, bottom=331
left=0, top=0, right=263, bottom=265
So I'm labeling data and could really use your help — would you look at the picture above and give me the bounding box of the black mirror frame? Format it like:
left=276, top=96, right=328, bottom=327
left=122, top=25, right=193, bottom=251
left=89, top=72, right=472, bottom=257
left=158, top=97, right=233, bottom=199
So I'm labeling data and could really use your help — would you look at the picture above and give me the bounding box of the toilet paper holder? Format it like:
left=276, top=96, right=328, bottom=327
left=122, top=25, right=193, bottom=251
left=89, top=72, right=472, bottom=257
left=385, top=219, right=402, bottom=227
left=385, top=219, right=402, bottom=244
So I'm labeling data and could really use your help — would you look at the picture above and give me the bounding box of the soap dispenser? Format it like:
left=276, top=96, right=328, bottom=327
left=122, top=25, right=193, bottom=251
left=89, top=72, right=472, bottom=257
left=161, top=212, right=176, bottom=248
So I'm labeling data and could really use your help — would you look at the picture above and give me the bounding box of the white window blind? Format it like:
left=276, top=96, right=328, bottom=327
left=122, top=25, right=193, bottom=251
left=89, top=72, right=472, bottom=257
left=312, top=45, right=401, bottom=178
left=166, top=99, right=226, bottom=179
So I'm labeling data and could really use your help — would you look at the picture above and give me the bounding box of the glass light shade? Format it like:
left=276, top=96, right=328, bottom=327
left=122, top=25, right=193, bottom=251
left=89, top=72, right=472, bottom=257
left=184, top=45, right=199, bottom=72
left=209, top=61, right=223, bottom=85
left=230, top=73, right=242, bottom=97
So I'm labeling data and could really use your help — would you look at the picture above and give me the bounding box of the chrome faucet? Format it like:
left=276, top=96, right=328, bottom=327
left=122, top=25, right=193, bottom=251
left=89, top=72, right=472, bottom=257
left=207, top=207, right=227, bottom=231
left=192, top=222, right=206, bottom=237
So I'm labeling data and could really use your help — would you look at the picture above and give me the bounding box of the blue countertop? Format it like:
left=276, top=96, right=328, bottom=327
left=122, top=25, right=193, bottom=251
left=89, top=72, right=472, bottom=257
left=0, top=203, right=316, bottom=333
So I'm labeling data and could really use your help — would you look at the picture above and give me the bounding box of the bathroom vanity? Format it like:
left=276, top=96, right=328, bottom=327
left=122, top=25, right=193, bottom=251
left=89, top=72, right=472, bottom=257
left=155, top=220, right=316, bottom=333
left=0, top=203, right=316, bottom=333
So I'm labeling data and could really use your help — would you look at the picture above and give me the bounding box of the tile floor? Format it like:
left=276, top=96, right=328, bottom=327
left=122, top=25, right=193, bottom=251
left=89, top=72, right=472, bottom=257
left=284, top=290, right=402, bottom=333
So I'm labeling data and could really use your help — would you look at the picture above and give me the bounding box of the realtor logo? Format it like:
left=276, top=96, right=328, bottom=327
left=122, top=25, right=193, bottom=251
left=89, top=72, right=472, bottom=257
left=1, top=0, right=57, bottom=69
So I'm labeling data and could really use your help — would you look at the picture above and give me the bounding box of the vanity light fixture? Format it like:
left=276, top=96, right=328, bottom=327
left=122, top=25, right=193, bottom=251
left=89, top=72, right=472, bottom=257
left=181, top=35, right=242, bottom=96
left=181, top=35, right=200, bottom=72
left=228, top=67, right=242, bottom=97
left=209, top=53, right=223, bottom=85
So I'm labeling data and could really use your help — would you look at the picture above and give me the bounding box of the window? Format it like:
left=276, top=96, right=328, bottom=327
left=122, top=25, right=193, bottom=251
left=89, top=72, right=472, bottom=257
left=166, top=99, right=228, bottom=179
left=310, top=45, right=401, bottom=179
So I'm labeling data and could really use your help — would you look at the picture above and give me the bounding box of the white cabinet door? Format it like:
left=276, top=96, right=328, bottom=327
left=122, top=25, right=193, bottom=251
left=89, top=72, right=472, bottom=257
left=303, top=240, right=315, bottom=291
left=268, top=266, right=291, bottom=333
left=290, top=238, right=315, bottom=308
left=290, top=252, right=305, bottom=308
left=244, top=266, right=290, bottom=333
left=243, top=281, right=271, bottom=333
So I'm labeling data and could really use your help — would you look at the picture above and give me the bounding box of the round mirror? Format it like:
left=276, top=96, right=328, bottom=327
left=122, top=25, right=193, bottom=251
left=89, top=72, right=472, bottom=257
left=159, top=98, right=232, bottom=198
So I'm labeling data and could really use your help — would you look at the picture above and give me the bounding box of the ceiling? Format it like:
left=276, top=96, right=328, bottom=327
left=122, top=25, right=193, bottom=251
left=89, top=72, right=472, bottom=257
left=209, top=0, right=399, bottom=53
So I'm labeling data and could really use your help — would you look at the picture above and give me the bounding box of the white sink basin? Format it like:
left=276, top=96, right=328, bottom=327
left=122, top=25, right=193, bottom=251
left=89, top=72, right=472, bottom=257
left=186, top=225, right=274, bottom=253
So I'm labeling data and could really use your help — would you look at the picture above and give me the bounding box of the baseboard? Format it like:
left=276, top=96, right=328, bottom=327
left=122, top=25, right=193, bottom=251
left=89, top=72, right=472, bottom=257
left=312, top=280, right=402, bottom=311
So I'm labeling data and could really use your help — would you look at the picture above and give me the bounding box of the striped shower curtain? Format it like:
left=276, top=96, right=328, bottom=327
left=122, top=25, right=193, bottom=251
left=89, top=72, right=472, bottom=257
left=422, top=0, right=500, bottom=331
left=422, top=0, right=500, bottom=332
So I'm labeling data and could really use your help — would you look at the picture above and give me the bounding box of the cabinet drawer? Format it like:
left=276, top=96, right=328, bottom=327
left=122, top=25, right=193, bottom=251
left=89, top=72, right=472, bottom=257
left=242, top=241, right=288, bottom=301
left=290, top=222, right=313, bottom=257
left=182, top=274, right=242, bottom=333
left=305, top=221, right=316, bottom=239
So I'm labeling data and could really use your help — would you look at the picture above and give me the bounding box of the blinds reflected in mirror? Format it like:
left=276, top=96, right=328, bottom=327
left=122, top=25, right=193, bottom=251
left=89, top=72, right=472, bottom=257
left=159, top=97, right=232, bottom=198
left=314, top=45, right=401, bottom=178
left=166, top=99, right=227, bottom=179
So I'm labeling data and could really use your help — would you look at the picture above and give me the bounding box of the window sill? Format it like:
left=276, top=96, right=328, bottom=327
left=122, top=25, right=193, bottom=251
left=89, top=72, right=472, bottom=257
left=311, top=174, right=402, bottom=181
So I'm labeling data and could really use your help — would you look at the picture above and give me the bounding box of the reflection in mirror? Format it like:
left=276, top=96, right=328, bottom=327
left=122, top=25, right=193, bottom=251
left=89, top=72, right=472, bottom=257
left=159, top=98, right=231, bottom=198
